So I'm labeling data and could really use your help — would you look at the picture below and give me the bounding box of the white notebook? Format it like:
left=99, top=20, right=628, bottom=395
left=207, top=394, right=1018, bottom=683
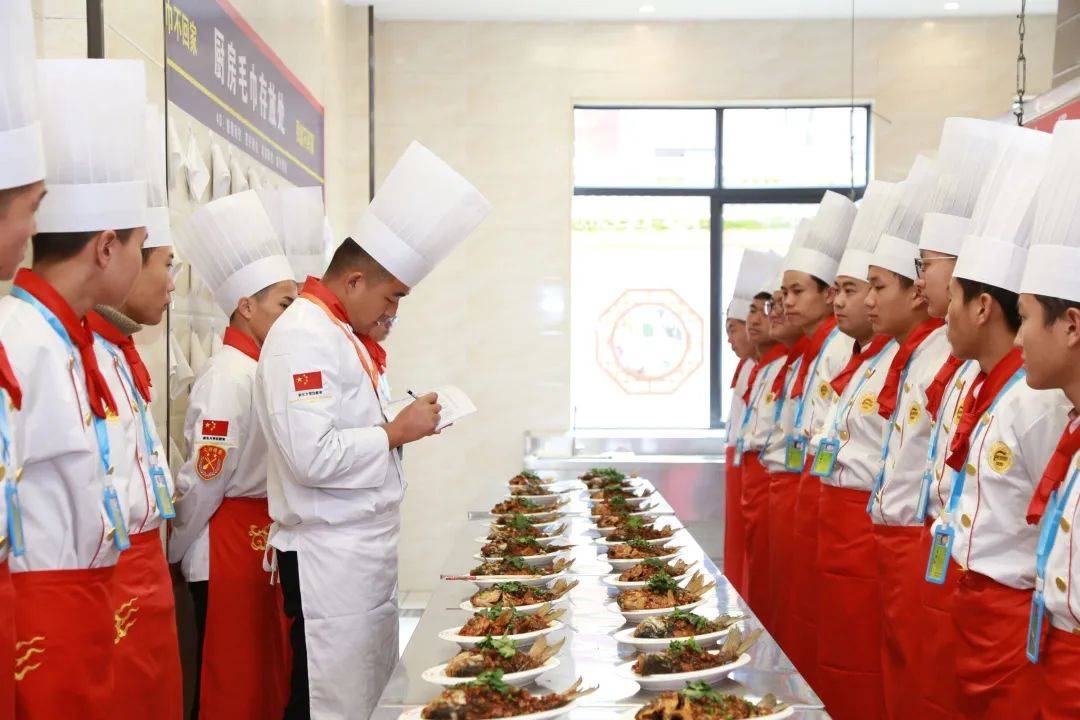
left=384, top=384, right=476, bottom=431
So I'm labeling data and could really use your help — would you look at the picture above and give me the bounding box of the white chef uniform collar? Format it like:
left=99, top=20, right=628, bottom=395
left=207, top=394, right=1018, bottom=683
left=0, top=0, right=45, bottom=190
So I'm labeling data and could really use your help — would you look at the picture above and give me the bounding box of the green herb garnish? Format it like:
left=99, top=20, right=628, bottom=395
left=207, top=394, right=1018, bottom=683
left=609, top=496, right=628, bottom=507
left=495, top=581, right=526, bottom=594
left=682, top=680, right=723, bottom=701
left=625, top=515, right=645, bottom=529
left=519, top=470, right=540, bottom=480
left=506, top=513, right=534, bottom=531
left=627, top=538, right=652, bottom=550
left=468, top=669, right=513, bottom=695
left=645, top=572, right=680, bottom=593
left=669, top=608, right=710, bottom=630
left=668, top=637, right=704, bottom=655
left=476, top=635, right=518, bottom=659
left=642, top=558, right=667, bottom=570
left=507, top=556, right=527, bottom=570
left=477, top=606, right=526, bottom=621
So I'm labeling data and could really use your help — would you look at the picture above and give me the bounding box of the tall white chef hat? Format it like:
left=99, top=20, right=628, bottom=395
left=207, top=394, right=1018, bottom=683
left=919, top=117, right=1004, bottom=256
left=35, top=59, right=147, bottom=233
left=954, top=125, right=1051, bottom=293
left=143, top=104, right=172, bottom=249
left=353, top=141, right=492, bottom=288
left=871, top=155, right=938, bottom=280
left=177, top=190, right=295, bottom=315
left=0, top=0, right=45, bottom=190
left=837, top=180, right=901, bottom=282
left=259, top=186, right=327, bottom=282
left=1021, top=120, right=1080, bottom=303
left=729, top=249, right=783, bottom=320
left=763, top=220, right=810, bottom=294
left=783, top=191, right=857, bottom=285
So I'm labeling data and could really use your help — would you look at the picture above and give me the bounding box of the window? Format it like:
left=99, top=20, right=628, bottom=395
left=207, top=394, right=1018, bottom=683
left=571, top=105, right=870, bottom=430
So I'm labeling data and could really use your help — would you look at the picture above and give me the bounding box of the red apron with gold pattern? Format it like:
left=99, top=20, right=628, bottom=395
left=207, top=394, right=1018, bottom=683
left=199, top=497, right=291, bottom=719
left=0, top=561, right=14, bottom=720
left=12, top=565, right=114, bottom=719
left=111, top=530, right=183, bottom=719
left=723, top=446, right=747, bottom=596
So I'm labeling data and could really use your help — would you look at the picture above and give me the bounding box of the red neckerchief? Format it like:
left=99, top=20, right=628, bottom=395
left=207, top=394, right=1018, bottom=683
left=945, top=347, right=1025, bottom=472
left=358, top=335, right=387, bottom=375
left=771, top=336, right=810, bottom=397
left=300, top=276, right=349, bottom=324
left=223, top=326, right=260, bottom=362
left=0, top=343, right=22, bottom=410
left=830, top=334, right=891, bottom=397
left=85, top=311, right=152, bottom=403
left=925, top=355, right=966, bottom=421
left=730, top=357, right=749, bottom=389
left=876, top=317, right=944, bottom=420
left=1027, top=415, right=1080, bottom=524
left=14, top=269, right=116, bottom=418
left=743, top=344, right=787, bottom=404
left=791, top=316, right=839, bottom=399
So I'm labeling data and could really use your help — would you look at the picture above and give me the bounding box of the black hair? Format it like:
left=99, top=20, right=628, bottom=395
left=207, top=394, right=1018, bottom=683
left=1035, top=295, right=1080, bottom=327
left=958, top=278, right=1021, bottom=333
left=811, top=276, right=830, bottom=292
left=0, top=181, right=41, bottom=217
left=32, top=229, right=138, bottom=265
left=753, top=291, right=772, bottom=302
left=324, top=237, right=393, bottom=282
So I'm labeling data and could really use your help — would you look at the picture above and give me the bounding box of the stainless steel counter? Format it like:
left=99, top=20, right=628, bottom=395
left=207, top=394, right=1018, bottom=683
left=372, top=481, right=826, bottom=720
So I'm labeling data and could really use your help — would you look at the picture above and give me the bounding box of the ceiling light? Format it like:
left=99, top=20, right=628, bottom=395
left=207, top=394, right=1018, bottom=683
left=639, top=5, right=656, bottom=13
left=943, top=2, right=960, bottom=9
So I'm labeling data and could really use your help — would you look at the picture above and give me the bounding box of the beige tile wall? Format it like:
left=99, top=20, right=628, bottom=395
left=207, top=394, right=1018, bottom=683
left=375, top=15, right=1057, bottom=592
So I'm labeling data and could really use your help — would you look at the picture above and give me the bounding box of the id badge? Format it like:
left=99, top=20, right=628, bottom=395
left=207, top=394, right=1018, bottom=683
left=785, top=434, right=807, bottom=472
left=1027, top=589, right=1046, bottom=663
left=5, top=479, right=25, bottom=557
left=925, top=523, right=955, bottom=585
left=811, top=438, right=839, bottom=478
left=915, top=469, right=932, bottom=524
left=150, top=465, right=175, bottom=519
left=733, top=439, right=744, bottom=468
left=104, top=485, right=131, bottom=551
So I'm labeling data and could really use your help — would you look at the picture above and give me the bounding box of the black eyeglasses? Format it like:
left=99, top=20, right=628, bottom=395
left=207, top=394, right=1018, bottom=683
left=913, top=255, right=954, bottom=279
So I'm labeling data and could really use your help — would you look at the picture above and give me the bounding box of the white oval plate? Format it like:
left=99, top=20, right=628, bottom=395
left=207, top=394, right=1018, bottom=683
left=594, top=535, right=676, bottom=548
left=399, top=699, right=582, bottom=720
left=472, top=550, right=569, bottom=568
left=606, top=551, right=681, bottom=571
left=458, top=594, right=570, bottom=615
left=617, top=652, right=752, bottom=691
left=611, top=622, right=739, bottom=650
left=421, top=655, right=561, bottom=688
left=617, top=702, right=792, bottom=720
left=601, top=570, right=692, bottom=589
left=438, top=620, right=564, bottom=649
left=471, top=570, right=568, bottom=589
left=490, top=519, right=564, bottom=534
left=607, top=598, right=706, bottom=623
left=506, top=493, right=566, bottom=506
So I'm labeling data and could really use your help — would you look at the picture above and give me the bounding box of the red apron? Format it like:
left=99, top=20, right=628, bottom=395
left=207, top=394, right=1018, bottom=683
left=816, top=485, right=884, bottom=720
left=740, top=451, right=772, bottom=622
left=917, top=529, right=962, bottom=720
left=112, top=530, right=182, bottom=719
left=1039, top=626, right=1080, bottom=720
left=952, top=569, right=1041, bottom=720
left=723, top=446, right=747, bottom=596
left=786, top=460, right=821, bottom=685
left=873, top=524, right=924, bottom=720
left=767, top=470, right=800, bottom=642
left=12, top=565, right=114, bottom=719
left=199, top=497, right=291, bottom=720
left=0, top=561, right=13, bottom=720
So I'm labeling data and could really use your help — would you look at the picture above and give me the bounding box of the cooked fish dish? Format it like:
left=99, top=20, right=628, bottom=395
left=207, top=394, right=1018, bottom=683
left=480, top=537, right=570, bottom=558
left=469, top=557, right=573, bottom=578
left=634, top=681, right=786, bottom=719
left=631, top=628, right=761, bottom=676
left=607, top=524, right=675, bottom=543
left=608, top=538, right=677, bottom=560
left=616, top=572, right=714, bottom=612
left=420, top=672, right=594, bottom=719
left=444, top=636, right=563, bottom=678
left=632, top=609, right=742, bottom=639
left=468, top=580, right=578, bottom=609
left=458, top=605, right=563, bottom=637
left=618, top=558, right=692, bottom=583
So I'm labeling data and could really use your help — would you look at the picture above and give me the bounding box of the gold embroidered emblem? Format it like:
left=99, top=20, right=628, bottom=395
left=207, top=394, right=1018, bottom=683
left=907, top=402, right=922, bottom=426
left=249, top=524, right=270, bottom=552
left=989, top=441, right=1014, bottom=474
left=859, top=392, right=877, bottom=415
left=14, top=635, right=44, bottom=681
left=818, top=381, right=831, bottom=400
left=114, top=597, right=139, bottom=644
left=766, top=391, right=777, bottom=405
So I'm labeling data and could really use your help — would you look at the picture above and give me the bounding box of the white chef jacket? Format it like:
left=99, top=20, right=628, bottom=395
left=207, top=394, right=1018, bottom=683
left=726, top=359, right=756, bottom=450
left=924, top=360, right=980, bottom=522
left=1041, top=436, right=1080, bottom=632
left=793, top=331, right=853, bottom=445
left=256, top=295, right=405, bottom=537
left=741, top=356, right=787, bottom=454
left=0, top=295, right=119, bottom=571
left=92, top=332, right=174, bottom=536
left=931, top=377, right=1068, bottom=589
left=870, top=325, right=952, bottom=527
left=169, top=342, right=270, bottom=582
left=762, top=357, right=804, bottom=473
left=814, top=342, right=899, bottom=492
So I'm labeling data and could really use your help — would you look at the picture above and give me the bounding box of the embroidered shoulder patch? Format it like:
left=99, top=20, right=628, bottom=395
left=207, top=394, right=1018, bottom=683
left=200, top=420, right=229, bottom=442
left=196, top=445, right=227, bottom=481
left=292, top=371, right=326, bottom=400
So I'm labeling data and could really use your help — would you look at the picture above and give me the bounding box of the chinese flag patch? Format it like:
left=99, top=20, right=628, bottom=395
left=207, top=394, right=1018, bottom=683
left=293, top=371, right=324, bottom=395
left=201, top=420, right=229, bottom=440
left=196, top=445, right=228, bottom=481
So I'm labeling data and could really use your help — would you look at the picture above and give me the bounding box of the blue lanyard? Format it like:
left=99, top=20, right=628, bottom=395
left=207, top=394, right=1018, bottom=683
left=0, top=388, right=11, bottom=469
left=867, top=350, right=920, bottom=514
left=792, top=327, right=841, bottom=433
left=943, top=369, right=1026, bottom=519
left=95, top=337, right=160, bottom=467
left=828, top=339, right=896, bottom=440
left=1036, top=468, right=1079, bottom=585
left=739, top=359, right=781, bottom=434
left=764, top=356, right=802, bottom=450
